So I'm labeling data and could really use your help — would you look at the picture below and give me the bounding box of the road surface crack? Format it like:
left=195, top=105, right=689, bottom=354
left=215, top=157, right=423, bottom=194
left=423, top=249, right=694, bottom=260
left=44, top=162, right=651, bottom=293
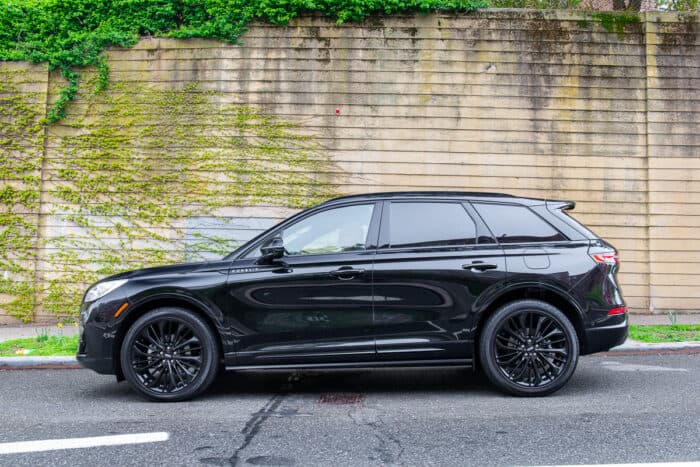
left=200, top=372, right=303, bottom=466
left=348, top=406, right=404, bottom=465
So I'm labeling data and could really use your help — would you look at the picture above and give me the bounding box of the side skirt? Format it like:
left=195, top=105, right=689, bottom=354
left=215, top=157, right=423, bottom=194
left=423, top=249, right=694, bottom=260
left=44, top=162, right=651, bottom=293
left=225, top=358, right=473, bottom=371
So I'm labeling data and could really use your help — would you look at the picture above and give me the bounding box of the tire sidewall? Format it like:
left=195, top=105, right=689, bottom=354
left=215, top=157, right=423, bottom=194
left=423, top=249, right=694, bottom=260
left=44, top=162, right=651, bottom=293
left=478, top=299, right=579, bottom=397
left=120, top=307, right=219, bottom=402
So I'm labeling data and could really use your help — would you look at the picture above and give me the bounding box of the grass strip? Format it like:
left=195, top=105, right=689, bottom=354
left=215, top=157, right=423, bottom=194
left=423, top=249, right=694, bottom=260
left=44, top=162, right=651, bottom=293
left=0, top=335, right=80, bottom=357
left=629, top=325, right=700, bottom=343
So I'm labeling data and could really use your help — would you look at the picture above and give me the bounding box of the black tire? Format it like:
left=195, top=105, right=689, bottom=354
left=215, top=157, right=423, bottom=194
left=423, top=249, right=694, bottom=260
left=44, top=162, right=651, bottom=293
left=120, top=307, right=220, bottom=402
left=478, top=299, right=579, bottom=397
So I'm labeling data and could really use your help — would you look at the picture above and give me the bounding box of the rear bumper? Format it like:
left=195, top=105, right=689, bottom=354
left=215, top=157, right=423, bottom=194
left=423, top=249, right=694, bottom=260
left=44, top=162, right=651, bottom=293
left=582, top=314, right=629, bottom=355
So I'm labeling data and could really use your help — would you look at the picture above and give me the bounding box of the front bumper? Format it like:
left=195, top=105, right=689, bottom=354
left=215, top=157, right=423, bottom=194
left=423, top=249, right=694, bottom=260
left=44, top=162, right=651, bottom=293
left=76, top=297, right=124, bottom=375
left=582, top=313, right=629, bottom=354
left=76, top=320, right=118, bottom=375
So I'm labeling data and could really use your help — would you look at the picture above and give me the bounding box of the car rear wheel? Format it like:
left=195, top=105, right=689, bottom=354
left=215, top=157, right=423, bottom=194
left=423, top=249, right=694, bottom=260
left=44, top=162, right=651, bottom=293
left=120, top=307, right=219, bottom=402
left=478, top=299, right=579, bottom=396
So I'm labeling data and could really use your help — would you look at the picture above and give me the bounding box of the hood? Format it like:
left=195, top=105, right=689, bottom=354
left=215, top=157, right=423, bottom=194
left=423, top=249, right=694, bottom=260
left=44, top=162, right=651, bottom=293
left=99, top=260, right=228, bottom=282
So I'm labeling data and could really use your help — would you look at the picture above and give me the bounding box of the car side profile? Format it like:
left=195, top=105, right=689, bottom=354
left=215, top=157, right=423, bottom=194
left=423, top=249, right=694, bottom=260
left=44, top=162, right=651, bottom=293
left=77, top=192, right=628, bottom=401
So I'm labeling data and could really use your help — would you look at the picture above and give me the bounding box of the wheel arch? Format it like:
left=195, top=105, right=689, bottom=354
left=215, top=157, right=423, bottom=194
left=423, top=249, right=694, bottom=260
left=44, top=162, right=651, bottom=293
left=113, top=293, right=225, bottom=379
left=473, top=284, right=587, bottom=360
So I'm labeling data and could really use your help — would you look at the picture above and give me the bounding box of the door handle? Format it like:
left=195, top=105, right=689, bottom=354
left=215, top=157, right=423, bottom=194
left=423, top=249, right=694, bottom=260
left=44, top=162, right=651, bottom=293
left=329, top=268, right=365, bottom=280
left=271, top=266, right=292, bottom=274
left=462, top=261, right=498, bottom=271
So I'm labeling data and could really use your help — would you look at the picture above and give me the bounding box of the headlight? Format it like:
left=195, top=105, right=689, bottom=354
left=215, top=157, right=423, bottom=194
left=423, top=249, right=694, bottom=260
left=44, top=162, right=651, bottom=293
left=84, top=279, right=127, bottom=303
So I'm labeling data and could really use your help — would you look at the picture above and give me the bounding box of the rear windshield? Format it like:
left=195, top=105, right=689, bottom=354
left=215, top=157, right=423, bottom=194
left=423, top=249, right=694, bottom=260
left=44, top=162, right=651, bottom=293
left=473, top=203, right=567, bottom=244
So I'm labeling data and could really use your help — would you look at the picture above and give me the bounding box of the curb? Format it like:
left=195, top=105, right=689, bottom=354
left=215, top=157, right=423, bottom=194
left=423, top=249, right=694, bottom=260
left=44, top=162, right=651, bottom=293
left=0, top=356, right=79, bottom=369
left=608, top=340, right=700, bottom=352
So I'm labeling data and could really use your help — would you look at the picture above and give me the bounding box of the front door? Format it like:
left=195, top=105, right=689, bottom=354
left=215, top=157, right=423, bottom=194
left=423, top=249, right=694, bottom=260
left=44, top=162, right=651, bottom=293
left=226, top=202, right=379, bottom=366
left=372, top=200, right=507, bottom=361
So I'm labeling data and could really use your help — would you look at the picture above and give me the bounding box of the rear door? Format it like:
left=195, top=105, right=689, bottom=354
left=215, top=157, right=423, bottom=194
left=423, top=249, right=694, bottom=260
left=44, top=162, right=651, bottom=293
left=372, top=199, right=507, bottom=362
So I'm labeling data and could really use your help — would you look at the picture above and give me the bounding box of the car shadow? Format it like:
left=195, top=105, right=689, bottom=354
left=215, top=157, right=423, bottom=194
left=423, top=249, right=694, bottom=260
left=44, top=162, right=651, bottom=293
left=87, top=361, right=602, bottom=401
left=204, top=367, right=494, bottom=398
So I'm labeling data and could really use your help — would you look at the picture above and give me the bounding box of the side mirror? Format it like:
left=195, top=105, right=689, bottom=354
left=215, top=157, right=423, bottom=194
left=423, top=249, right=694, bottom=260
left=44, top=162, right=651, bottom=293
left=259, top=236, right=285, bottom=263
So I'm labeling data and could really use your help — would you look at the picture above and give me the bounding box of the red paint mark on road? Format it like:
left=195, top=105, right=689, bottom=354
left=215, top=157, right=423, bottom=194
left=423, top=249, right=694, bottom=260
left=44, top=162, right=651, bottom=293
left=318, top=392, right=365, bottom=404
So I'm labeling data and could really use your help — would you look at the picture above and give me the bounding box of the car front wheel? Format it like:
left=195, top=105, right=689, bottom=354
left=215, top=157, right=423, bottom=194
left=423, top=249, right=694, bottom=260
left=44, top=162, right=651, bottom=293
left=478, top=299, right=579, bottom=396
left=120, top=307, right=219, bottom=402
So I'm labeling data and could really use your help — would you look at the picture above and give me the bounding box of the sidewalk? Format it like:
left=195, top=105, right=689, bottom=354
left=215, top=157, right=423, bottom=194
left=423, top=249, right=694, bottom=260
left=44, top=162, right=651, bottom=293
left=0, top=325, right=80, bottom=341
left=628, top=313, right=700, bottom=326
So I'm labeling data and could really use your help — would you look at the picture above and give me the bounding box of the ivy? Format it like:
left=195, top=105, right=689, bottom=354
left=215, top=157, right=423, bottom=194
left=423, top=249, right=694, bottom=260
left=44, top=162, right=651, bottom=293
left=0, top=0, right=487, bottom=122
left=589, top=12, right=641, bottom=39
left=0, top=69, right=45, bottom=322
left=41, top=73, right=337, bottom=316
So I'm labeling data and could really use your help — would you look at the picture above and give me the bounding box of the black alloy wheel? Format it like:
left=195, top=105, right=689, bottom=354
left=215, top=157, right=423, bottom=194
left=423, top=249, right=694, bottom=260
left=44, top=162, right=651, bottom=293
left=479, top=299, right=579, bottom=396
left=121, top=307, right=219, bottom=402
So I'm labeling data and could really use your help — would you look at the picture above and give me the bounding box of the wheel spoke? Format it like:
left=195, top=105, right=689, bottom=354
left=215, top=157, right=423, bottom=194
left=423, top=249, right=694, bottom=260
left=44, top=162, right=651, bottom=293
left=496, top=352, right=522, bottom=366
left=171, top=323, right=188, bottom=348
left=172, top=336, right=200, bottom=351
left=532, top=359, right=542, bottom=386
left=539, top=347, right=568, bottom=355
left=145, top=326, right=163, bottom=348
left=172, top=355, right=202, bottom=363
left=166, top=361, right=177, bottom=391
left=535, top=353, right=559, bottom=376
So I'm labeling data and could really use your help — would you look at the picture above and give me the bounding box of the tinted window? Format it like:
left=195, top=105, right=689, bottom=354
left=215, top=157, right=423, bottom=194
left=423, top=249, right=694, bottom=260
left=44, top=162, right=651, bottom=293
left=245, top=204, right=374, bottom=258
left=389, top=202, right=476, bottom=248
left=473, top=203, right=566, bottom=244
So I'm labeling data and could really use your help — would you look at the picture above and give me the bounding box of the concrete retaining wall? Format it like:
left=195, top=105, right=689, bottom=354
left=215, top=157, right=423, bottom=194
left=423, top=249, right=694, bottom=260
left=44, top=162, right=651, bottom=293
left=1, top=10, right=699, bottom=322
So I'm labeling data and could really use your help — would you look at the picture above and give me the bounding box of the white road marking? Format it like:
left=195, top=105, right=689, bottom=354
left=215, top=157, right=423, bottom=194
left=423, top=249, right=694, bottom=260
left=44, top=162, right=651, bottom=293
left=601, top=361, right=689, bottom=372
left=539, top=463, right=700, bottom=467
left=0, top=432, right=169, bottom=455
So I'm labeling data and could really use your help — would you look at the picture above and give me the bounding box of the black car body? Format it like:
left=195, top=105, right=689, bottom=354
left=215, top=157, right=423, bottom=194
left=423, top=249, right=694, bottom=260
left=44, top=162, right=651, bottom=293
left=77, top=192, right=628, bottom=400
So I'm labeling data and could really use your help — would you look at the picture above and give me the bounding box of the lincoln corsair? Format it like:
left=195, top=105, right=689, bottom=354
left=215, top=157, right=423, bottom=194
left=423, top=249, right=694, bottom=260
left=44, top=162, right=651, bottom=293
left=77, top=192, right=628, bottom=401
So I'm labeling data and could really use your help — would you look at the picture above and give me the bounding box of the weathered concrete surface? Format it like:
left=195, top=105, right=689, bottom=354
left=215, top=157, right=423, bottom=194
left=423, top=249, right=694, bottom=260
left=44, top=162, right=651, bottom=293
left=0, top=10, right=699, bottom=322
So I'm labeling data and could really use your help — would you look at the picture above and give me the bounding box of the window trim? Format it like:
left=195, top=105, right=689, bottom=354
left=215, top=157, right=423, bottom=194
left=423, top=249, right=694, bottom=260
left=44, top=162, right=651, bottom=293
left=379, top=200, right=481, bottom=251
left=469, top=201, right=570, bottom=246
left=235, top=201, right=380, bottom=260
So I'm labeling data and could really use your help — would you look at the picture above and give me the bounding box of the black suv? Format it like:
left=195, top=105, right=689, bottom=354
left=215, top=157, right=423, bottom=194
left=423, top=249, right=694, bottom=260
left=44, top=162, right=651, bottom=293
left=77, top=192, right=627, bottom=401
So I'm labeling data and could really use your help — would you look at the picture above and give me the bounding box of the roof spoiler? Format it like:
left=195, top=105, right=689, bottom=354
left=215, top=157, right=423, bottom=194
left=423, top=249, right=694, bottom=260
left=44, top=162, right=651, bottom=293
left=546, top=200, right=576, bottom=211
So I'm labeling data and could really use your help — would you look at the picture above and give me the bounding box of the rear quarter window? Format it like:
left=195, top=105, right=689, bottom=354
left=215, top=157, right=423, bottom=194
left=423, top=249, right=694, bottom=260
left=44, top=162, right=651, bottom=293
left=473, top=203, right=567, bottom=244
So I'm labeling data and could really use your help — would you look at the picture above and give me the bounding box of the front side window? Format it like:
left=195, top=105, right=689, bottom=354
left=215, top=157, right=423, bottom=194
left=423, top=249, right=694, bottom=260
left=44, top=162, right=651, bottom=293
left=388, top=202, right=477, bottom=248
left=473, top=203, right=567, bottom=244
left=246, top=204, right=374, bottom=258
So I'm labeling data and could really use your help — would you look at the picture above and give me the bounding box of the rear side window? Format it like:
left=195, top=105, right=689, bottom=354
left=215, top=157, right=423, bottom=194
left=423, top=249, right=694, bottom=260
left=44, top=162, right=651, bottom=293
left=473, top=203, right=567, bottom=244
left=388, top=202, right=477, bottom=248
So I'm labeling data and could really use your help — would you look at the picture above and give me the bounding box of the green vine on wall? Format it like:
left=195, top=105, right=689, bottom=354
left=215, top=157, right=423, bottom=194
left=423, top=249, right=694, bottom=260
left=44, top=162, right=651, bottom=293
left=0, top=0, right=487, bottom=122
left=577, top=12, right=641, bottom=39
left=0, top=68, right=45, bottom=321
left=41, top=72, right=337, bottom=317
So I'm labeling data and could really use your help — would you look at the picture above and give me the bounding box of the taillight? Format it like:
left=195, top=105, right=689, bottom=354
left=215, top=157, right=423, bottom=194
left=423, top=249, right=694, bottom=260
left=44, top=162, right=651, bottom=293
left=591, top=252, right=619, bottom=264
left=608, top=306, right=627, bottom=315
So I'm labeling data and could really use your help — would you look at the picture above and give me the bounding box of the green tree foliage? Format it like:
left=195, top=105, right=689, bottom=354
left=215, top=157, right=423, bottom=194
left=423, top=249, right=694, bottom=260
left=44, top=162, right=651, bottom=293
left=658, top=0, right=698, bottom=10
left=0, top=0, right=487, bottom=121
left=489, top=0, right=579, bottom=8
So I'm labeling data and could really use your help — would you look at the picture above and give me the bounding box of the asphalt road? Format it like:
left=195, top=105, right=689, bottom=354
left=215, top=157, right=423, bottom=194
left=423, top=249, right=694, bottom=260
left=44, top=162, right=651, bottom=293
left=0, top=352, right=698, bottom=466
